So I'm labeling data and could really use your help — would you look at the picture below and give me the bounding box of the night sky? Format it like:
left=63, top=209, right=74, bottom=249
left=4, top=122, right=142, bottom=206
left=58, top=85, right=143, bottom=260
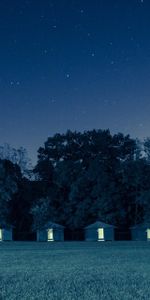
left=0, top=0, right=150, bottom=164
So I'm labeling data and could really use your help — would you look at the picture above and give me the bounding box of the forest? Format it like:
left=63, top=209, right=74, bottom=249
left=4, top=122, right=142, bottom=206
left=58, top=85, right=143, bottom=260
left=1, top=129, right=150, bottom=240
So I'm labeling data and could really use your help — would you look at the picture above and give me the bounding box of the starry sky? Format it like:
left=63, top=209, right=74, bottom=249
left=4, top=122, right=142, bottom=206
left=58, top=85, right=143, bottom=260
left=0, top=0, right=150, bottom=164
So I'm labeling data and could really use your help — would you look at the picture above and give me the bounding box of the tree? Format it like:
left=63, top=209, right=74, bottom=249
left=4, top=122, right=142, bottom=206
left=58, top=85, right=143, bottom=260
left=115, top=158, right=150, bottom=226
left=144, top=138, right=150, bottom=162
left=30, top=197, right=52, bottom=230
left=0, top=143, right=32, bottom=177
left=0, top=159, right=21, bottom=226
left=34, top=130, right=137, bottom=229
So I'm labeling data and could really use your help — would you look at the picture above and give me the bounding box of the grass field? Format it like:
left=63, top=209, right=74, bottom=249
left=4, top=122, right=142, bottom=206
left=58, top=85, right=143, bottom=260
left=0, top=241, right=150, bottom=300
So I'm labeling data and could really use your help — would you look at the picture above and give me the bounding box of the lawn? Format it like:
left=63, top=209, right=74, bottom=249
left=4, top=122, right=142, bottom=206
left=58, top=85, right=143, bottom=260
left=0, top=241, right=150, bottom=300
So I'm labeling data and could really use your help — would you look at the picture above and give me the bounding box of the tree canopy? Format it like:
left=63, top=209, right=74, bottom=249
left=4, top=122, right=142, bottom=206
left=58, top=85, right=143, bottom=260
left=31, top=129, right=150, bottom=230
left=1, top=129, right=150, bottom=236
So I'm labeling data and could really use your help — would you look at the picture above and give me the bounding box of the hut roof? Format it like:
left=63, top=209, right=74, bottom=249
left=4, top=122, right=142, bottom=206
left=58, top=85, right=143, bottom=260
left=85, top=221, right=114, bottom=229
left=43, top=221, right=65, bottom=229
left=130, top=222, right=150, bottom=229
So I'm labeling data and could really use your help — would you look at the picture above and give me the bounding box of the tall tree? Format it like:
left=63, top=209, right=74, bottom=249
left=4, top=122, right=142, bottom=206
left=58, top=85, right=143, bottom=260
left=0, top=159, right=21, bottom=226
left=34, top=129, right=137, bottom=229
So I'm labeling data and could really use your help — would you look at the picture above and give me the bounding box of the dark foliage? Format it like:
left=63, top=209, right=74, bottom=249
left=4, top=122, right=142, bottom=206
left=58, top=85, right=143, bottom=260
left=1, top=129, right=150, bottom=237
left=31, top=129, right=150, bottom=230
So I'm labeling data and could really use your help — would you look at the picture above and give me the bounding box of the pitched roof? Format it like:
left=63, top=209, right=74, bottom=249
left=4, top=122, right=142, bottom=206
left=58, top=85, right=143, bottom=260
left=85, top=221, right=114, bottom=229
left=130, top=222, right=150, bottom=229
left=43, top=221, right=65, bottom=229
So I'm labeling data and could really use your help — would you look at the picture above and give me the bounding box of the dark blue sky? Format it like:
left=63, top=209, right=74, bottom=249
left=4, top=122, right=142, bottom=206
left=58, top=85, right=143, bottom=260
left=0, top=0, right=150, bottom=163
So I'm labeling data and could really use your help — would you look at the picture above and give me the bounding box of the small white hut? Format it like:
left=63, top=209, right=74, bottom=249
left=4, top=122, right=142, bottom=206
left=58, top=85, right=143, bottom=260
left=37, top=222, right=64, bottom=242
left=85, top=221, right=115, bottom=242
left=0, top=227, right=13, bottom=241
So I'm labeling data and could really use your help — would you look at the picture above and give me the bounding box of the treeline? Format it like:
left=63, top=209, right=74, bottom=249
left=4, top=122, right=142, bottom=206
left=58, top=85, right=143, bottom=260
left=1, top=129, right=150, bottom=234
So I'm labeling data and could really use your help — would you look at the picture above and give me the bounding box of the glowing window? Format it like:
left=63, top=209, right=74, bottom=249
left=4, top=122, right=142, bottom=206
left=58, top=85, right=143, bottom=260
left=147, top=229, right=150, bottom=240
left=0, top=229, right=2, bottom=241
left=98, top=228, right=104, bottom=241
left=47, top=228, right=54, bottom=241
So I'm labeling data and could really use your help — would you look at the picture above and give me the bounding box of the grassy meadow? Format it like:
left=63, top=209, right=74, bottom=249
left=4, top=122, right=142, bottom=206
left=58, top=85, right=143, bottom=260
left=0, top=241, right=150, bottom=300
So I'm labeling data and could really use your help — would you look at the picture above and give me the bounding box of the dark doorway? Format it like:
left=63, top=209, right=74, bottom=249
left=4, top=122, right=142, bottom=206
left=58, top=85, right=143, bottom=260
left=64, top=228, right=84, bottom=241
left=114, top=228, right=131, bottom=241
left=13, top=230, right=36, bottom=241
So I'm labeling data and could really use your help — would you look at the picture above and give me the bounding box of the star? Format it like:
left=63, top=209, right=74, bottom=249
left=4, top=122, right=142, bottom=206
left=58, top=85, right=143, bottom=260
left=10, top=81, right=20, bottom=86
left=51, top=99, right=56, bottom=103
left=42, top=49, right=48, bottom=55
left=139, top=123, right=144, bottom=127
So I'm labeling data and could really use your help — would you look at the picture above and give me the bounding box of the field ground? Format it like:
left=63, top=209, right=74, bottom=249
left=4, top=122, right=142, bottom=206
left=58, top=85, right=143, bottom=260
left=0, top=241, right=150, bottom=300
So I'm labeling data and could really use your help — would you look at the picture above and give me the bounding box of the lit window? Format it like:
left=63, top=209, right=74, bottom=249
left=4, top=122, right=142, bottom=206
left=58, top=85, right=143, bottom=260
left=147, top=229, right=150, bottom=240
left=47, top=228, right=54, bottom=241
left=98, top=228, right=104, bottom=241
left=0, top=229, right=2, bottom=241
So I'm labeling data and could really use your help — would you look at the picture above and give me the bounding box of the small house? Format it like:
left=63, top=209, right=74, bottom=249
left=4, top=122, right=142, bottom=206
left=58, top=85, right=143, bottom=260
left=0, top=227, right=13, bottom=241
left=37, top=222, right=64, bottom=242
left=130, top=223, right=150, bottom=241
left=85, top=221, right=115, bottom=241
